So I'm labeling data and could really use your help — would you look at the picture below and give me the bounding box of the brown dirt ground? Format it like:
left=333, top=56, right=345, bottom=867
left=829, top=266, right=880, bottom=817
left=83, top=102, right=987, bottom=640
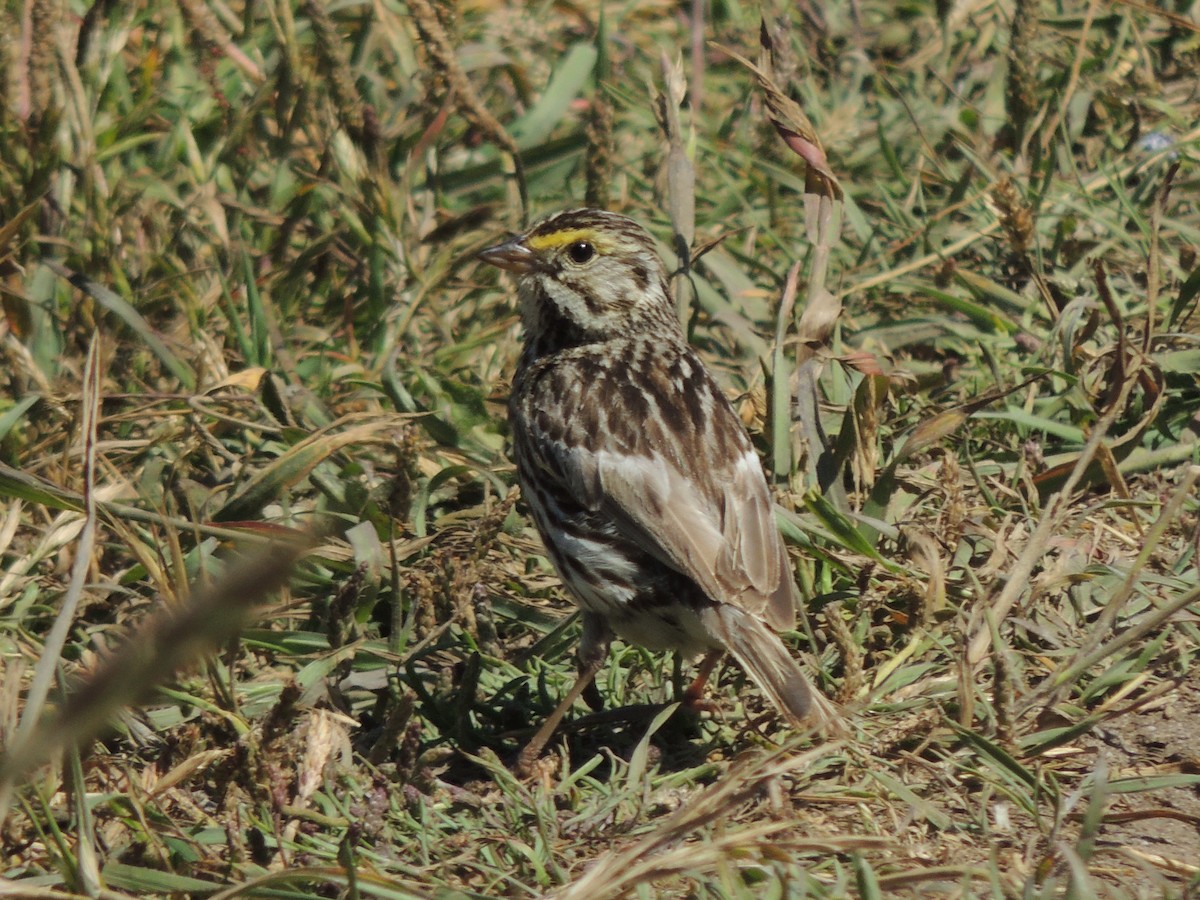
left=1080, top=671, right=1200, bottom=896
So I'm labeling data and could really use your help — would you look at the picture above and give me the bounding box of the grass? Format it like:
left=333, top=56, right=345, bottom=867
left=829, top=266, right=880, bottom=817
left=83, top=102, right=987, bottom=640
left=1, top=0, right=1199, bottom=896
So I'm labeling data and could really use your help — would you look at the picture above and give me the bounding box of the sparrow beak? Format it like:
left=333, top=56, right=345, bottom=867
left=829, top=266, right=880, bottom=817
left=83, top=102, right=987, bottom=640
left=478, top=237, right=537, bottom=274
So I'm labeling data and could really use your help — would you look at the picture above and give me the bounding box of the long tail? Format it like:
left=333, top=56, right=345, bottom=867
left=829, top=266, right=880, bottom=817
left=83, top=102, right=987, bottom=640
left=709, top=605, right=844, bottom=734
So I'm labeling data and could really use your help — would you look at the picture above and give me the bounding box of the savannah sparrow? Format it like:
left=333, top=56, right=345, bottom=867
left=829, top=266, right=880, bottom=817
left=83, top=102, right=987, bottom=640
left=480, top=208, right=839, bottom=770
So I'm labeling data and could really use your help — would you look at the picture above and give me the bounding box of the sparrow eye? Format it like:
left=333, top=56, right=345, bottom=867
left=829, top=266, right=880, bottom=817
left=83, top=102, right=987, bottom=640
left=566, top=241, right=596, bottom=265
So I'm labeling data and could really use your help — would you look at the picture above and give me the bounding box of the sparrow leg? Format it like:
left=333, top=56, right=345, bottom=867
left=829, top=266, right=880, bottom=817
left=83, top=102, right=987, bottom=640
left=517, top=613, right=611, bottom=776
left=680, top=649, right=724, bottom=711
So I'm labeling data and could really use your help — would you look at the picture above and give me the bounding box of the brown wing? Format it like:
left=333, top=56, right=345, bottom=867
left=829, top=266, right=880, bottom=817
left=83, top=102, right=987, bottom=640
left=595, top=432, right=797, bottom=629
left=521, top=341, right=797, bottom=629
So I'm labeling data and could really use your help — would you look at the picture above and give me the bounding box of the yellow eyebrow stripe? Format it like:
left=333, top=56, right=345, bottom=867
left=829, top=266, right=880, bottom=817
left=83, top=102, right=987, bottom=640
left=526, top=228, right=600, bottom=252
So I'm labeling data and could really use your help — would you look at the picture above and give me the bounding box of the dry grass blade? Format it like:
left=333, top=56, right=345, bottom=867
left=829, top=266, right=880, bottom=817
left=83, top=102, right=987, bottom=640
left=1026, top=492, right=1200, bottom=709
left=1065, top=465, right=1199, bottom=656
left=654, top=51, right=695, bottom=325
left=0, top=535, right=310, bottom=822
left=552, top=743, right=849, bottom=899
left=1121, top=847, right=1200, bottom=878
left=775, top=261, right=804, bottom=481
left=214, top=417, right=410, bottom=522
left=3, top=335, right=100, bottom=788
left=1030, top=0, right=1097, bottom=157
left=0, top=462, right=84, bottom=512
left=894, top=374, right=1046, bottom=465
left=714, top=22, right=841, bottom=200
left=965, top=371, right=1137, bottom=667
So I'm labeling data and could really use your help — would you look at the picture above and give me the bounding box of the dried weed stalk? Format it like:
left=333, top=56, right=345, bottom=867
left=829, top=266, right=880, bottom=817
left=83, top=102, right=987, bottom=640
left=20, top=0, right=61, bottom=125
left=304, top=0, right=376, bottom=158
left=653, top=52, right=695, bottom=326
left=825, top=603, right=864, bottom=703
left=584, top=91, right=614, bottom=209
left=178, top=0, right=264, bottom=82
left=1002, top=0, right=1040, bottom=151
left=992, top=176, right=1035, bottom=256
left=407, top=0, right=526, bottom=220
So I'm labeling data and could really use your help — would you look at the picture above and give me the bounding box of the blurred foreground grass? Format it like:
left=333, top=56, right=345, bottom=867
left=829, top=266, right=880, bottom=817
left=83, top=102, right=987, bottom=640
left=1, top=0, right=1199, bottom=896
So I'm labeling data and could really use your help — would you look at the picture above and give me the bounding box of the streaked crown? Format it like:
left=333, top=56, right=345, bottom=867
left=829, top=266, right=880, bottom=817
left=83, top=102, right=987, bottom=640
left=479, top=209, right=680, bottom=354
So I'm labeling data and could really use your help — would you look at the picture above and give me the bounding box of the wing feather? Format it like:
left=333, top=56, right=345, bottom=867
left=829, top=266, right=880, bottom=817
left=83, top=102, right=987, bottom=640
left=595, top=445, right=796, bottom=628
left=519, top=344, right=798, bottom=628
